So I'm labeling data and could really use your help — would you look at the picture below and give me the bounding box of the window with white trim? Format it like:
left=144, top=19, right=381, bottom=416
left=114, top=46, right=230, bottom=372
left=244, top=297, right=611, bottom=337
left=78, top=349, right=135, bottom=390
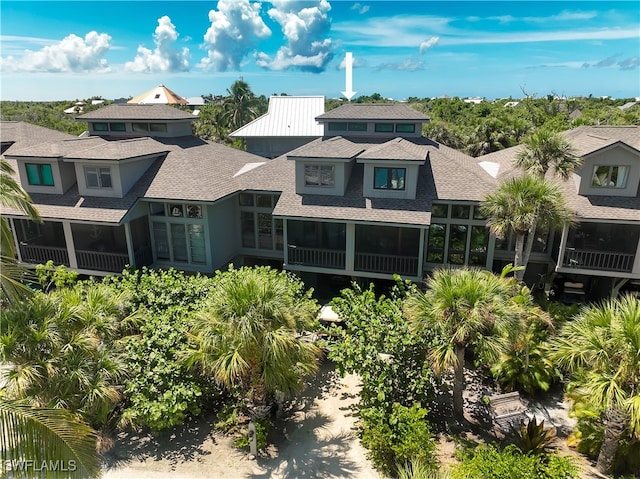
left=374, top=167, right=406, bottom=190
left=85, top=167, right=112, bottom=188
left=25, top=163, right=54, bottom=186
left=304, top=165, right=335, bottom=187
left=238, top=193, right=282, bottom=251
left=591, top=165, right=629, bottom=188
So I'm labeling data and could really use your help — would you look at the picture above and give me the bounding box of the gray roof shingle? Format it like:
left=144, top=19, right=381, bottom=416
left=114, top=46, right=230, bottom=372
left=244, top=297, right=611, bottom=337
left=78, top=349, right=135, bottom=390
left=77, top=104, right=196, bottom=121
left=316, top=103, right=430, bottom=121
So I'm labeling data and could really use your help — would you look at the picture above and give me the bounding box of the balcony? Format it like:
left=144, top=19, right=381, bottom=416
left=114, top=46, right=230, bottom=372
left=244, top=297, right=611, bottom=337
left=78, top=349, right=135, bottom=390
left=355, top=252, right=419, bottom=276
left=288, top=246, right=345, bottom=269
left=19, top=244, right=69, bottom=266
left=76, top=250, right=129, bottom=273
left=562, top=248, right=635, bottom=273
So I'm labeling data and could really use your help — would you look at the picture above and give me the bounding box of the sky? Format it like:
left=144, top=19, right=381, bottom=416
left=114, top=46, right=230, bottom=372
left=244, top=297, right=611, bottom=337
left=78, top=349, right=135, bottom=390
left=1, top=0, right=639, bottom=101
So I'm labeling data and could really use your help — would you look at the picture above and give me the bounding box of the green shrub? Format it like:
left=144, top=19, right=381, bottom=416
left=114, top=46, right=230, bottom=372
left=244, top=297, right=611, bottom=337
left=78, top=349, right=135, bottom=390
left=451, top=444, right=578, bottom=479
left=360, top=403, right=437, bottom=477
left=35, top=260, right=78, bottom=290
left=512, top=417, right=557, bottom=455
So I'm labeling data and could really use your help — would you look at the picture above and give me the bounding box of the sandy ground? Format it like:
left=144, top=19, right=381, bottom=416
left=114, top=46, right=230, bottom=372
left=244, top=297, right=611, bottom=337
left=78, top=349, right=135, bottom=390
left=102, top=361, right=381, bottom=479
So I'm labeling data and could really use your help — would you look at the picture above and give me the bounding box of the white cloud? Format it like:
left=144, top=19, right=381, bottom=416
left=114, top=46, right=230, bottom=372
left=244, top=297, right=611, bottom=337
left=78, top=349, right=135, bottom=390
left=351, top=3, right=370, bottom=14
left=337, top=53, right=365, bottom=69
left=125, top=16, right=190, bottom=73
left=375, top=59, right=425, bottom=72
left=257, top=0, right=334, bottom=72
left=619, top=56, right=639, bottom=70
left=0, top=31, right=111, bottom=73
left=199, top=0, right=271, bottom=71
left=419, top=37, right=440, bottom=53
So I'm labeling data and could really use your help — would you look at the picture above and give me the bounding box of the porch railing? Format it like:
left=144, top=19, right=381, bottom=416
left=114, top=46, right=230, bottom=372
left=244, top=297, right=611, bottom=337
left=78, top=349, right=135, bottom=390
left=288, top=246, right=345, bottom=269
left=355, top=252, right=419, bottom=276
left=562, top=248, right=635, bottom=273
left=19, top=244, right=69, bottom=266
left=76, top=250, right=129, bottom=273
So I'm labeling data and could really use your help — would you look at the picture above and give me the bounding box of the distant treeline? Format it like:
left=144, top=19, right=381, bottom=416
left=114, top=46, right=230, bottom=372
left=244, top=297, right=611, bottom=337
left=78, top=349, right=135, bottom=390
left=2, top=89, right=638, bottom=157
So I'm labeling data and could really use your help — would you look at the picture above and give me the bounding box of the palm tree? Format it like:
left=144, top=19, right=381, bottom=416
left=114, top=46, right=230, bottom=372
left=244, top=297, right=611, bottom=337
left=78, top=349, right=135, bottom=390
left=0, top=398, right=101, bottom=478
left=404, top=268, right=517, bottom=417
left=222, top=80, right=259, bottom=133
left=185, top=266, right=320, bottom=409
left=0, top=283, right=136, bottom=429
left=0, top=158, right=41, bottom=305
left=513, top=128, right=581, bottom=180
left=481, top=175, right=574, bottom=281
left=550, top=294, right=640, bottom=475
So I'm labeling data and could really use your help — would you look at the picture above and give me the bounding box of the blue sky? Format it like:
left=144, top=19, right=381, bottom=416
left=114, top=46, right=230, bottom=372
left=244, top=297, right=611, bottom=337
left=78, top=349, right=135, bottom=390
left=1, top=1, right=639, bottom=101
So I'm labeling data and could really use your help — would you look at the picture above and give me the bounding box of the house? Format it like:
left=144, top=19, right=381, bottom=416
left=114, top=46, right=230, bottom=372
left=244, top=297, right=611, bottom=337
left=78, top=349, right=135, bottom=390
left=127, top=84, right=188, bottom=105
left=478, top=126, right=640, bottom=298
left=229, top=96, right=325, bottom=159
left=2, top=102, right=639, bottom=300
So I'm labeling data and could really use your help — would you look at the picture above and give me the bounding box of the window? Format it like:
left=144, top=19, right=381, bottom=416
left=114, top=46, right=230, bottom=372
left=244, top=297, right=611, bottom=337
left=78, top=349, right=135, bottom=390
left=328, top=122, right=345, bottom=132
left=238, top=193, right=282, bottom=251
left=305, top=165, right=335, bottom=187
left=375, top=123, right=394, bottom=132
left=469, top=226, right=489, bottom=265
left=374, top=167, right=406, bottom=190
left=25, top=163, right=54, bottom=186
left=348, top=122, right=367, bottom=132
left=85, top=167, right=112, bottom=188
left=452, top=205, right=470, bottom=219
left=132, top=123, right=149, bottom=132
left=426, top=224, right=446, bottom=263
left=152, top=222, right=206, bottom=264
left=109, top=122, right=126, bottom=132
left=169, top=204, right=184, bottom=217
left=448, top=224, right=468, bottom=265
left=431, top=204, right=449, bottom=218
left=396, top=124, right=415, bottom=133
left=591, top=165, right=629, bottom=188
left=150, top=123, right=167, bottom=133
left=93, top=122, right=108, bottom=132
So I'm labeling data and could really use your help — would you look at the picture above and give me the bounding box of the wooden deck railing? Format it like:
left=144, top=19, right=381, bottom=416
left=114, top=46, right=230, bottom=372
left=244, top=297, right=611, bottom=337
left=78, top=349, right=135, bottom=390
left=19, top=244, right=69, bottom=266
left=355, top=252, right=419, bottom=276
left=563, top=248, right=635, bottom=273
left=76, top=250, right=129, bottom=272
left=287, top=246, right=345, bottom=269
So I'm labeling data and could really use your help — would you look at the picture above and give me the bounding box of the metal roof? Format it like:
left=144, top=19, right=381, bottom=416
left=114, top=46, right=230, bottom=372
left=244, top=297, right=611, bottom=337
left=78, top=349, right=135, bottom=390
left=230, top=96, right=325, bottom=138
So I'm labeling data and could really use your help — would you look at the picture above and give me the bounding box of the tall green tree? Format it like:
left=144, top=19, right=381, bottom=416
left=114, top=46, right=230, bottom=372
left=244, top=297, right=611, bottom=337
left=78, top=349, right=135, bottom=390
left=0, top=158, right=41, bottom=305
left=514, top=128, right=581, bottom=180
left=0, top=283, right=137, bottom=429
left=404, top=268, right=516, bottom=417
left=481, top=175, right=574, bottom=281
left=185, top=266, right=321, bottom=408
left=0, top=398, right=101, bottom=479
left=222, top=80, right=260, bottom=132
left=550, top=294, right=640, bottom=475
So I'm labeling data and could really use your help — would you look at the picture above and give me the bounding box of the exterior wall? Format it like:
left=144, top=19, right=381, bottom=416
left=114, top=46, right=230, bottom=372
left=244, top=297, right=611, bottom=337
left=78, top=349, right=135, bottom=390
left=294, top=159, right=351, bottom=196
left=119, top=157, right=157, bottom=195
left=16, top=159, right=65, bottom=195
left=74, top=161, right=123, bottom=198
left=246, top=137, right=317, bottom=159
left=577, top=145, right=640, bottom=197
left=207, top=197, right=240, bottom=270
left=361, top=161, right=420, bottom=199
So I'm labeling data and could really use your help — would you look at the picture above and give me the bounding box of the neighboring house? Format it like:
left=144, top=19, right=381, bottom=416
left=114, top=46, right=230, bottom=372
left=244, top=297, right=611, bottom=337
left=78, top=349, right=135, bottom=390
left=127, top=84, right=188, bottom=105
left=229, top=96, right=325, bottom=158
left=1, top=102, right=639, bottom=300
left=478, top=125, right=640, bottom=298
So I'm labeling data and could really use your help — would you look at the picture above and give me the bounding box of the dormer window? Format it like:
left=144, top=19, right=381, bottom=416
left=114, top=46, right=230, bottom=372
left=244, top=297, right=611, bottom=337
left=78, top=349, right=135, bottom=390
left=305, top=165, right=335, bottom=187
left=396, top=124, right=415, bottom=133
left=327, top=122, right=366, bottom=132
left=374, top=167, right=405, bottom=190
left=85, top=166, right=112, bottom=188
left=26, top=163, right=54, bottom=186
left=591, top=165, right=629, bottom=188
left=375, top=123, right=394, bottom=133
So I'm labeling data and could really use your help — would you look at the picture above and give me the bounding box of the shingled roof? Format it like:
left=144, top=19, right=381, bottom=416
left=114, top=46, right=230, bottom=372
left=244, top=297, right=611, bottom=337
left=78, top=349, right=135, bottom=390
left=77, top=104, right=195, bottom=121
left=316, top=103, right=429, bottom=121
